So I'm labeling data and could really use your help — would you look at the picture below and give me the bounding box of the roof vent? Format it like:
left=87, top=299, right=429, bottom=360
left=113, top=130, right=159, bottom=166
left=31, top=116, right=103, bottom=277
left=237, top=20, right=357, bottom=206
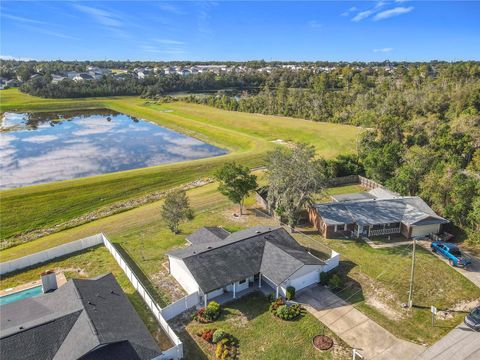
left=207, top=246, right=212, bottom=249
left=256, top=230, right=261, bottom=234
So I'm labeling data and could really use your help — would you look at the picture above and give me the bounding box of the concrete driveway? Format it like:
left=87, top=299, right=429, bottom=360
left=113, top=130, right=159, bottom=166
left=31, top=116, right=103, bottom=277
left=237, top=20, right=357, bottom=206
left=296, top=286, right=425, bottom=360
left=418, top=241, right=480, bottom=288
left=419, top=323, right=480, bottom=359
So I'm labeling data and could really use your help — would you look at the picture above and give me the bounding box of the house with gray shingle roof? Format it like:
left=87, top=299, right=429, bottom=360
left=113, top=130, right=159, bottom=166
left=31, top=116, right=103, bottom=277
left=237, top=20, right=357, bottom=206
left=0, top=273, right=162, bottom=360
left=167, top=226, right=330, bottom=305
left=310, top=190, right=448, bottom=239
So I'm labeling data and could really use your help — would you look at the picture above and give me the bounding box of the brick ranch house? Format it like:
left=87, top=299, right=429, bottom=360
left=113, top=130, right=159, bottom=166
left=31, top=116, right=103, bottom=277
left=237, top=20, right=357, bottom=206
left=309, top=188, right=448, bottom=239
left=166, top=226, right=338, bottom=306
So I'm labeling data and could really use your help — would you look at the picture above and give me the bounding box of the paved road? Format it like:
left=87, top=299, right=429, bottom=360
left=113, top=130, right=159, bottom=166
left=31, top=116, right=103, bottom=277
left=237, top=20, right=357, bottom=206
left=418, top=241, right=480, bottom=288
left=296, top=286, right=425, bottom=360
left=419, top=323, right=480, bottom=360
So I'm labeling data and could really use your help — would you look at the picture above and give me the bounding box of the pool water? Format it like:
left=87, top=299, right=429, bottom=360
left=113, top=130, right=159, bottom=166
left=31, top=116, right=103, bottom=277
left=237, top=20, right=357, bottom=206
left=0, top=285, right=43, bottom=306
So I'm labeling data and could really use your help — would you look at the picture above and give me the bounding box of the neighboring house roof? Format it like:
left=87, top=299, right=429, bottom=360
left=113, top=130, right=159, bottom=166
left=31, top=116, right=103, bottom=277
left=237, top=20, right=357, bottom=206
left=331, top=187, right=399, bottom=202
left=167, top=227, right=324, bottom=293
left=314, top=196, right=448, bottom=227
left=331, top=192, right=375, bottom=202
left=0, top=273, right=161, bottom=360
left=186, top=226, right=231, bottom=245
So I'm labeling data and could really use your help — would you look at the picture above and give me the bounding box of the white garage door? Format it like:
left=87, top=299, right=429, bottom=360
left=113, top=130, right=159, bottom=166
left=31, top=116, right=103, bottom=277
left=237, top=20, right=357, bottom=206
left=411, top=224, right=441, bottom=238
left=289, top=270, right=319, bottom=291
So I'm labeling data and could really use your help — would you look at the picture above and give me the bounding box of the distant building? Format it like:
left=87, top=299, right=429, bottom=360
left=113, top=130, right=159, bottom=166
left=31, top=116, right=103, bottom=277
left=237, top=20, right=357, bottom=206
left=51, top=74, right=67, bottom=84
left=73, top=73, right=94, bottom=82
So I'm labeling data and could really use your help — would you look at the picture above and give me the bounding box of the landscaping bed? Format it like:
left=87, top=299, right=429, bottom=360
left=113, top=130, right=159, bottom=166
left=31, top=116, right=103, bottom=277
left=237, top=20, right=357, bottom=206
left=173, top=292, right=351, bottom=360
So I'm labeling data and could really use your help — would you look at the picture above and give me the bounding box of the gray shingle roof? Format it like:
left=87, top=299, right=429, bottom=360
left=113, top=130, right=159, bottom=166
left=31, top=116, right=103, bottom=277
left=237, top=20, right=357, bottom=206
left=0, top=273, right=161, bottom=360
left=186, top=227, right=230, bottom=245
left=168, top=227, right=324, bottom=293
left=314, top=196, right=447, bottom=226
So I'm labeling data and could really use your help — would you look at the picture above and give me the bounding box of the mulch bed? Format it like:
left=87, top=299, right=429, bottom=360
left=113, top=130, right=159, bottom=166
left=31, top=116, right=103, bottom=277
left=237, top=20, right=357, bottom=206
left=313, top=335, right=334, bottom=351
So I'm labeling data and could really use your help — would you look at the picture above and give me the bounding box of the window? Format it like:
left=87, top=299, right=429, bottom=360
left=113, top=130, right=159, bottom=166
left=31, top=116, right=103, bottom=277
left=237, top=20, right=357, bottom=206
left=239, top=279, right=246, bottom=284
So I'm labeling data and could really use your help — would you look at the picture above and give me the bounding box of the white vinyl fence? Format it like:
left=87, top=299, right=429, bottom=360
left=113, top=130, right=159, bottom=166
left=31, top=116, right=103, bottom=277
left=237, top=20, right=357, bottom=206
left=0, top=234, right=103, bottom=275
left=322, top=250, right=340, bottom=273
left=161, top=291, right=200, bottom=321
left=0, top=233, right=185, bottom=360
left=101, top=234, right=183, bottom=360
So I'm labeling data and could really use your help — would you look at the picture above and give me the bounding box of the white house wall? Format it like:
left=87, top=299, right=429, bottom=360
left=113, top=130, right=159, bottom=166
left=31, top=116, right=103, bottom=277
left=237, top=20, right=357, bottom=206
left=284, top=265, right=322, bottom=292
left=207, top=288, right=224, bottom=300
left=168, top=257, right=200, bottom=294
left=411, top=224, right=441, bottom=238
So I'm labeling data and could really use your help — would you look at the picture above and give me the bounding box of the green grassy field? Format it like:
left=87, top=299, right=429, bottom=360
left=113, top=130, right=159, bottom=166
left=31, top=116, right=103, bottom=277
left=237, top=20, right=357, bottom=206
left=179, top=293, right=351, bottom=360
left=0, top=89, right=362, bottom=241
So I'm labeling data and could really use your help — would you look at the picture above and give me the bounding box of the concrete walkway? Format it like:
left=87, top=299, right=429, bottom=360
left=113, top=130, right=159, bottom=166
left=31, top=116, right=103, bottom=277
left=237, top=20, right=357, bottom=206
left=362, top=237, right=412, bottom=249
left=296, top=286, right=425, bottom=360
left=419, top=323, right=480, bottom=360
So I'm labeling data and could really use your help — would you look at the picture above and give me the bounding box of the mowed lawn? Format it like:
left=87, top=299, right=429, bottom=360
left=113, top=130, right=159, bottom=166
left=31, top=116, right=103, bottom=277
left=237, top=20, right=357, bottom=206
left=0, top=89, right=363, bottom=241
left=178, top=293, right=351, bottom=360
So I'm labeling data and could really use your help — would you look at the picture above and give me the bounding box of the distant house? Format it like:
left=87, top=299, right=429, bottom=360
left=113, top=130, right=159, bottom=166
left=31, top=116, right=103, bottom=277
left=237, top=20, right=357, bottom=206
left=51, top=74, right=67, bottom=84
left=309, top=188, right=448, bottom=239
left=65, top=71, right=79, bottom=79
left=0, top=273, right=161, bottom=360
left=73, top=73, right=94, bottom=82
left=167, top=226, right=331, bottom=306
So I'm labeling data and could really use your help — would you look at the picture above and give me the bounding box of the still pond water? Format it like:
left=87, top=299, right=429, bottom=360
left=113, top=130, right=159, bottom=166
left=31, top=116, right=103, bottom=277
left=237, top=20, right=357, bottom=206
left=0, top=109, right=227, bottom=189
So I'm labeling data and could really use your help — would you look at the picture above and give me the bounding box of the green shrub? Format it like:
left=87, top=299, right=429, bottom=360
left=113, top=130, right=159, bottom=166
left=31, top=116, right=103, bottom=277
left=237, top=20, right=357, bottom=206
left=273, top=303, right=304, bottom=320
left=204, top=301, right=221, bottom=321
left=286, top=286, right=296, bottom=300
left=267, top=292, right=275, bottom=302
left=328, top=274, right=343, bottom=289
left=320, top=271, right=332, bottom=285
left=212, top=329, right=227, bottom=344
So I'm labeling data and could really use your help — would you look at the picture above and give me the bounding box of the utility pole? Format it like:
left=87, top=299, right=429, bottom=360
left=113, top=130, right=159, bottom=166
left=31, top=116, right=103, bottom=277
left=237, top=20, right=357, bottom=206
left=408, top=238, right=417, bottom=308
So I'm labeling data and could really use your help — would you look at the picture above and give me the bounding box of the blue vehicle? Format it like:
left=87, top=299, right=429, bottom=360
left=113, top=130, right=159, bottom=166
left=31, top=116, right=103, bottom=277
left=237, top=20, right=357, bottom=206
left=431, top=241, right=471, bottom=268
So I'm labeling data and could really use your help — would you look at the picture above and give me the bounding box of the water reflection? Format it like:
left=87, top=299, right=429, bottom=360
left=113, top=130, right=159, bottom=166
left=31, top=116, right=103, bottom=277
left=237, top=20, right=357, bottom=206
left=0, top=110, right=227, bottom=189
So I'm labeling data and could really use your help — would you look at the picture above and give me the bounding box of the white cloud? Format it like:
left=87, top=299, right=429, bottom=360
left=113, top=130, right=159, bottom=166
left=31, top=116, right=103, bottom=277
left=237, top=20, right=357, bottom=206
left=73, top=4, right=122, bottom=28
left=352, top=10, right=375, bottom=22
left=341, top=6, right=357, bottom=16
left=22, top=135, right=59, bottom=144
left=155, top=39, right=186, bottom=45
left=374, top=6, right=414, bottom=21
left=20, top=24, right=79, bottom=40
left=308, top=20, right=322, bottom=29
left=2, top=13, right=46, bottom=25
left=157, top=3, right=186, bottom=15
left=0, top=55, right=34, bottom=61
left=373, top=47, right=394, bottom=53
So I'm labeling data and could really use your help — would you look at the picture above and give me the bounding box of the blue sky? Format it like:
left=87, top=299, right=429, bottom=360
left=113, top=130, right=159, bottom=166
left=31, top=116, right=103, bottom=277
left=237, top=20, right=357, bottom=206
left=1, top=1, right=479, bottom=61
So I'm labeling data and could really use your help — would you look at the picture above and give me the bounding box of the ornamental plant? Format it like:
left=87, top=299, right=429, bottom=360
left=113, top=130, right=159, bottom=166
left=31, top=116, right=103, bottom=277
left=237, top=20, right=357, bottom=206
left=212, top=329, right=227, bottom=344
left=204, top=301, right=221, bottom=321
left=286, top=286, right=296, bottom=300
